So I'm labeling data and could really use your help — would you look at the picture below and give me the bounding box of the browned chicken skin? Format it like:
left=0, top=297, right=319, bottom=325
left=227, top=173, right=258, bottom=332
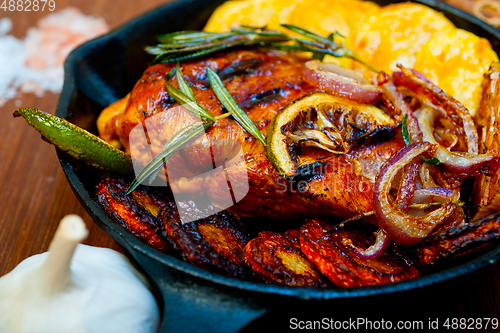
left=107, top=49, right=403, bottom=220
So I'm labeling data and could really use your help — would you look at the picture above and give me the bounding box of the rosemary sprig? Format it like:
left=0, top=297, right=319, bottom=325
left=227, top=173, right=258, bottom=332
left=176, top=63, right=195, bottom=100
left=143, top=64, right=207, bottom=185
left=164, top=81, right=216, bottom=122
left=146, top=23, right=379, bottom=72
left=206, top=67, right=267, bottom=146
left=126, top=120, right=213, bottom=194
left=127, top=66, right=264, bottom=193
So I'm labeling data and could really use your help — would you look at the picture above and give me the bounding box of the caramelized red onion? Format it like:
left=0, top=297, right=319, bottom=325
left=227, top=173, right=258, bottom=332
left=304, top=61, right=382, bottom=104
left=416, top=106, right=493, bottom=174
left=412, top=187, right=455, bottom=204
left=376, top=71, right=422, bottom=143
left=395, top=160, right=420, bottom=213
left=374, top=142, right=456, bottom=245
left=342, top=228, right=391, bottom=259
left=394, top=65, right=479, bottom=154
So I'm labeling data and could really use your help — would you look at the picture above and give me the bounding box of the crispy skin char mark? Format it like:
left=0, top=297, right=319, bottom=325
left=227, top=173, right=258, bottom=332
left=411, top=211, right=500, bottom=267
left=299, top=219, right=419, bottom=287
left=212, top=58, right=264, bottom=82
left=238, top=87, right=284, bottom=111
left=243, top=231, right=331, bottom=287
left=472, top=62, right=500, bottom=219
left=156, top=202, right=250, bottom=278
left=95, top=175, right=169, bottom=250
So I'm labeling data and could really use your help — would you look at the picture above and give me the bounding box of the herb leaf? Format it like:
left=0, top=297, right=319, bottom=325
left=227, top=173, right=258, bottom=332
left=402, top=114, right=410, bottom=146
left=129, top=65, right=218, bottom=191
left=206, top=67, right=266, bottom=146
left=280, top=23, right=333, bottom=45
left=164, top=67, right=177, bottom=81
left=176, top=63, right=195, bottom=101
left=164, top=80, right=216, bottom=122
left=421, top=157, right=443, bottom=166
left=146, top=24, right=379, bottom=72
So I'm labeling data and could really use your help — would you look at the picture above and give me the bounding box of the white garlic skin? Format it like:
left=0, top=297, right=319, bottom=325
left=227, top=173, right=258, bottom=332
left=0, top=244, right=160, bottom=333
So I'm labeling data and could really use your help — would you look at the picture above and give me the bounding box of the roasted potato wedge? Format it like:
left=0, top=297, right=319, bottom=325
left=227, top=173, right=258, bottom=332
left=351, top=3, right=455, bottom=73
left=95, top=175, right=169, bottom=250
left=413, top=29, right=498, bottom=116
left=244, top=231, right=330, bottom=287
left=300, top=219, right=419, bottom=287
left=156, top=202, right=250, bottom=278
left=203, top=0, right=295, bottom=33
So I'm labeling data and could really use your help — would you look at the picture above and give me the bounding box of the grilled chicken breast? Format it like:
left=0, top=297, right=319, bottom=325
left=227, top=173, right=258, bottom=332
left=102, top=49, right=402, bottom=220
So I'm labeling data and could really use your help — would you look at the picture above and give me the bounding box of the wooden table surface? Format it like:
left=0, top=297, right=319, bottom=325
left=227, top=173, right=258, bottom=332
left=1, top=0, right=500, bottom=331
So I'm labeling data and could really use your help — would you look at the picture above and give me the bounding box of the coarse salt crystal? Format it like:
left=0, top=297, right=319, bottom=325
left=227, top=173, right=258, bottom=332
left=0, top=7, right=109, bottom=107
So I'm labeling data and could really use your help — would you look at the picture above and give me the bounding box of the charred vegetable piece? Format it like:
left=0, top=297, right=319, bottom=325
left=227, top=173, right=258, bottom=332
left=299, top=219, right=419, bottom=287
left=95, top=175, right=168, bottom=250
left=285, top=228, right=301, bottom=238
left=374, top=142, right=457, bottom=245
left=412, top=211, right=500, bottom=267
left=14, top=108, right=133, bottom=175
left=146, top=24, right=377, bottom=71
left=472, top=62, right=500, bottom=219
left=156, top=203, right=250, bottom=277
left=266, top=92, right=395, bottom=177
left=243, top=231, right=330, bottom=287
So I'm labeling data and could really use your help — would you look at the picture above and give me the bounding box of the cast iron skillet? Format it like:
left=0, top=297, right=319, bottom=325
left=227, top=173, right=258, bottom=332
left=56, top=0, right=500, bottom=332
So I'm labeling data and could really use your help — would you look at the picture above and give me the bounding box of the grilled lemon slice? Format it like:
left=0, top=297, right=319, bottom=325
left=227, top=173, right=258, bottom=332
left=266, top=92, right=395, bottom=177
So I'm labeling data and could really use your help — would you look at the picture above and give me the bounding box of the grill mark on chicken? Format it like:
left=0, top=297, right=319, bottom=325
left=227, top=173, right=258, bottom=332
left=217, top=58, right=263, bottom=81
left=239, top=87, right=284, bottom=110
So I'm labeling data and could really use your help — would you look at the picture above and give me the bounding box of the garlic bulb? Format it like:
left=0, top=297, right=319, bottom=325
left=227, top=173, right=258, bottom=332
left=0, top=215, right=160, bottom=333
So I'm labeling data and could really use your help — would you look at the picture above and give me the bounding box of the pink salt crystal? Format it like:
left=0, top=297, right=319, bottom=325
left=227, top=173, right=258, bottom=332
left=0, top=7, right=109, bottom=107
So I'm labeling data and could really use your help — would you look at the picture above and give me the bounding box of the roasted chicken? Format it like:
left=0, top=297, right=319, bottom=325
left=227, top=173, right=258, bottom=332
left=95, top=42, right=500, bottom=288
left=101, top=49, right=404, bottom=220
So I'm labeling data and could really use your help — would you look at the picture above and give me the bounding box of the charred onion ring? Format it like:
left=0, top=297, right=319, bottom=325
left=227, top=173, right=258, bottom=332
left=341, top=228, right=391, bottom=259
left=394, top=65, right=479, bottom=154
left=376, top=71, right=422, bottom=143
left=374, top=142, right=456, bottom=245
left=416, top=106, right=493, bottom=174
left=412, top=187, right=455, bottom=204
left=304, top=60, right=382, bottom=104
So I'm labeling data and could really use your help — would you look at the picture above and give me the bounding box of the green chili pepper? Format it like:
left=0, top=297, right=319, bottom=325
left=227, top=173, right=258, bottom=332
left=13, top=108, right=133, bottom=174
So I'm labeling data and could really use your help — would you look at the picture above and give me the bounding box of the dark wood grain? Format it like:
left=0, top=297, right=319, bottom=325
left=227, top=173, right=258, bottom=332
left=0, top=0, right=170, bottom=275
left=1, top=0, right=500, bottom=330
